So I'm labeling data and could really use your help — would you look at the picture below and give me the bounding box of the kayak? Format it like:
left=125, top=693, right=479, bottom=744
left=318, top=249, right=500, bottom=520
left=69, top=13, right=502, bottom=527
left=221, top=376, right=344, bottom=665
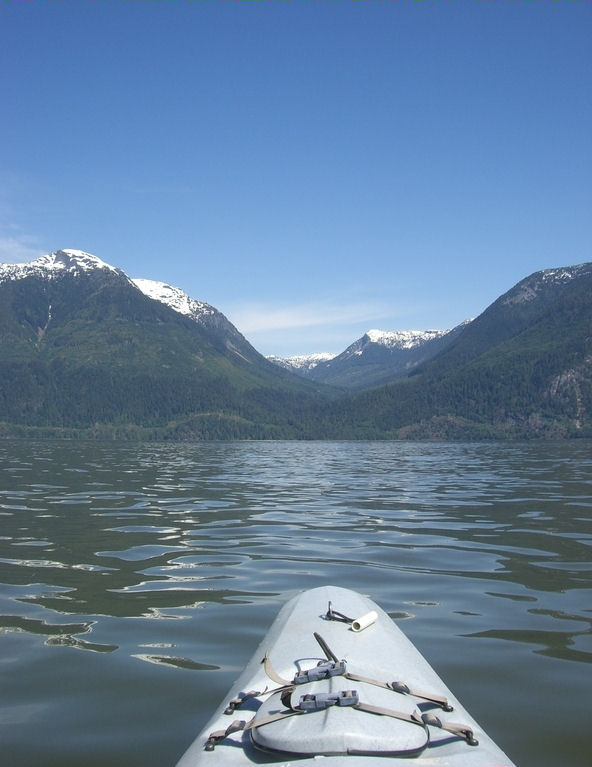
left=175, top=585, right=517, bottom=766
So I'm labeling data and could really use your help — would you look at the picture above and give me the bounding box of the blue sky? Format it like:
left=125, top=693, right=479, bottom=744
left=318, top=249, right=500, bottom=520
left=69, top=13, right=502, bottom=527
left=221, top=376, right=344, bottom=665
left=1, top=1, right=591, bottom=356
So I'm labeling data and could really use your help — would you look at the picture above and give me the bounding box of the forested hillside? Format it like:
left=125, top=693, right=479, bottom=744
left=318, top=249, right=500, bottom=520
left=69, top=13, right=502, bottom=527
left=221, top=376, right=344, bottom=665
left=0, top=252, right=330, bottom=439
left=303, top=264, right=592, bottom=439
left=1, top=253, right=590, bottom=440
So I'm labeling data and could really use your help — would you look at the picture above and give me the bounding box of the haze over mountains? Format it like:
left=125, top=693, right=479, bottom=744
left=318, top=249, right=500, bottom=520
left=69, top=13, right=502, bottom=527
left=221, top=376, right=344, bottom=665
left=1, top=249, right=590, bottom=440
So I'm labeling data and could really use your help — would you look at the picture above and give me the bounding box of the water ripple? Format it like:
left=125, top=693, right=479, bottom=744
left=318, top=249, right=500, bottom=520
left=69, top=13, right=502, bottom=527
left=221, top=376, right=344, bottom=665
left=0, top=440, right=591, bottom=767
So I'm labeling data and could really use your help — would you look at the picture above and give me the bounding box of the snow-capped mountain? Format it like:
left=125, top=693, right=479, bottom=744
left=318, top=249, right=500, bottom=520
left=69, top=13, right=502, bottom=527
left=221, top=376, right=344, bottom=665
left=1, top=250, right=219, bottom=329
left=0, top=248, right=124, bottom=282
left=130, top=277, right=262, bottom=360
left=268, top=330, right=456, bottom=384
left=267, top=352, right=335, bottom=373
left=342, top=328, right=450, bottom=358
left=0, top=247, right=322, bottom=438
left=269, top=324, right=469, bottom=390
left=268, top=331, right=453, bottom=377
left=131, top=279, right=216, bottom=326
left=502, top=263, right=592, bottom=306
left=0, top=249, right=263, bottom=359
left=1, top=249, right=590, bottom=438
left=0, top=248, right=273, bottom=368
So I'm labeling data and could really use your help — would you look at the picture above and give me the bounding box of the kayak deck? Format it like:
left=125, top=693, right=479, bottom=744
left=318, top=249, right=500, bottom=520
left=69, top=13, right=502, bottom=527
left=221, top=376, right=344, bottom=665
left=175, top=585, right=517, bottom=766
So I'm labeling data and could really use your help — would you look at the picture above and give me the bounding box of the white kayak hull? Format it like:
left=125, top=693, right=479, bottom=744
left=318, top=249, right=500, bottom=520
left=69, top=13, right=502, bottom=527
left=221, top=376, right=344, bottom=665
left=175, top=586, right=517, bottom=766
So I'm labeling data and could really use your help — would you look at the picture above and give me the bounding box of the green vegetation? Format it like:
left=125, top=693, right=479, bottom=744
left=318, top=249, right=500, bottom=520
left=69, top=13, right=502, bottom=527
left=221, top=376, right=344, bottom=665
left=1, top=263, right=591, bottom=440
left=302, top=266, right=592, bottom=439
left=0, top=269, right=331, bottom=439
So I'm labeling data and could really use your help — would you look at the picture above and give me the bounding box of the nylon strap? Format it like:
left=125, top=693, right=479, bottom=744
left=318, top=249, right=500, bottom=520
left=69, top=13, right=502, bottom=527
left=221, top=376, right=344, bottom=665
left=253, top=690, right=427, bottom=732
left=263, top=653, right=452, bottom=712
left=421, top=712, right=479, bottom=746
left=206, top=692, right=477, bottom=752
left=262, top=634, right=454, bottom=718
left=344, top=672, right=452, bottom=711
left=353, top=700, right=425, bottom=728
left=314, top=633, right=453, bottom=711
left=262, top=651, right=292, bottom=686
left=208, top=696, right=429, bottom=750
left=204, top=719, right=248, bottom=751
left=224, top=689, right=265, bottom=715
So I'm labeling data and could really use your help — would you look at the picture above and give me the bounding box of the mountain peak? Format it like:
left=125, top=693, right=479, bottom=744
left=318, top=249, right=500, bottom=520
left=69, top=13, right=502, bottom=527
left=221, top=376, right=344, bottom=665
left=503, top=262, right=592, bottom=306
left=364, top=328, right=449, bottom=350
left=0, top=249, right=122, bottom=283
left=33, top=249, right=120, bottom=275
left=267, top=352, right=336, bottom=373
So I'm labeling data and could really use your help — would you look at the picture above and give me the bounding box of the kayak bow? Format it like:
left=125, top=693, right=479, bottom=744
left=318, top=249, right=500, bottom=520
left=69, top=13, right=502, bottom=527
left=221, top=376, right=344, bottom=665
left=175, top=585, right=517, bottom=766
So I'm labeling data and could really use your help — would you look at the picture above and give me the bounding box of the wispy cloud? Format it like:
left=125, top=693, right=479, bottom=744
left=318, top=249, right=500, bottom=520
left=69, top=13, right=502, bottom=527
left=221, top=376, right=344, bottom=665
left=0, top=234, right=46, bottom=264
left=220, top=290, right=458, bottom=357
left=222, top=297, right=404, bottom=357
left=225, top=298, right=392, bottom=334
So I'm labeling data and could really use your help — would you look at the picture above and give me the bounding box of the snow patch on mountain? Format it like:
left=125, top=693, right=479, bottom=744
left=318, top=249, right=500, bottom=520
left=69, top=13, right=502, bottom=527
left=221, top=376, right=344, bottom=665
left=0, top=249, right=122, bottom=282
left=504, top=263, right=592, bottom=306
left=339, top=328, right=451, bottom=359
left=541, top=264, right=591, bottom=285
left=268, top=330, right=455, bottom=373
left=132, top=278, right=216, bottom=324
left=363, top=328, right=449, bottom=351
left=132, top=278, right=255, bottom=362
left=36, top=249, right=120, bottom=274
left=0, top=248, right=228, bottom=333
left=267, top=352, right=335, bottom=372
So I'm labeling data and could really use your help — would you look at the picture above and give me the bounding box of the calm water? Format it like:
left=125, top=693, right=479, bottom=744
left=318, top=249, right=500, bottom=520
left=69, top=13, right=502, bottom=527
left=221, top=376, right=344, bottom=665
left=0, top=440, right=591, bottom=767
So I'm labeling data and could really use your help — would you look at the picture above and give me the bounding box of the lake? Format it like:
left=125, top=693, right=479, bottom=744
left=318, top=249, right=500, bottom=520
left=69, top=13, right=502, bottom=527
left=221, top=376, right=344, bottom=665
left=1, top=440, right=591, bottom=767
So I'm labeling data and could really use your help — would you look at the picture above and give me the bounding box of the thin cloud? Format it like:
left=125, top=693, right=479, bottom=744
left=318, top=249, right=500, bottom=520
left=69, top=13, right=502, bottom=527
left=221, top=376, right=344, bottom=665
left=0, top=234, right=46, bottom=264
left=225, top=298, right=392, bottom=334
left=222, top=296, right=456, bottom=357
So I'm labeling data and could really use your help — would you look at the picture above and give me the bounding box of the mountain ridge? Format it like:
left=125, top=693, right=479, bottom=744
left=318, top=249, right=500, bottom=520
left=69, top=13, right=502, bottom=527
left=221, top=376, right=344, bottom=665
left=267, top=352, right=336, bottom=373
left=0, top=249, right=330, bottom=439
left=307, top=261, right=592, bottom=439
left=1, top=250, right=590, bottom=440
left=280, top=322, right=469, bottom=390
left=0, top=248, right=124, bottom=281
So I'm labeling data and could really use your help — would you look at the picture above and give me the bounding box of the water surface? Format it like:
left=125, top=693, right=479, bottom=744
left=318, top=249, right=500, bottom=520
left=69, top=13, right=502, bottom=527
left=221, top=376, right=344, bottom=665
left=1, top=440, right=591, bottom=766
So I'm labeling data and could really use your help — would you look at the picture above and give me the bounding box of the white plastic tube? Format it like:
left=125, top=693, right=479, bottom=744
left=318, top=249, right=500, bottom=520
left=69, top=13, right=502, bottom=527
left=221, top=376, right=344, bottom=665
left=351, top=610, right=378, bottom=632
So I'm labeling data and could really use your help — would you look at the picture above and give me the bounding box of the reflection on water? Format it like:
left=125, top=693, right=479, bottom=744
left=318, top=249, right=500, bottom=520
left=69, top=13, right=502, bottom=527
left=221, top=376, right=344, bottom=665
left=0, top=440, right=591, bottom=767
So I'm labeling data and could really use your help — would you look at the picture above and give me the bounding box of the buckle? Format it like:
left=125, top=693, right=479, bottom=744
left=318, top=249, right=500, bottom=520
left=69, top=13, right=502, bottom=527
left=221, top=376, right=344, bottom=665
left=298, top=690, right=359, bottom=711
left=293, top=660, right=346, bottom=684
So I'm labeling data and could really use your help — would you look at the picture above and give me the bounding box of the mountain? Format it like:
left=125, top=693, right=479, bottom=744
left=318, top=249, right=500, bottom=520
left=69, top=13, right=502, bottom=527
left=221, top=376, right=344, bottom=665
left=413, top=264, right=592, bottom=375
left=267, top=352, right=336, bottom=374
left=307, top=262, right=592, bottom=439
left=131, top=277, right=262, bottom=365
left=297, top=325, right=468, bottom=390
left=0, top=248, right=123, bottom=281
left=0, top=249, right=327, bottom=439
left=1, top=251, right=590, bottom=440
